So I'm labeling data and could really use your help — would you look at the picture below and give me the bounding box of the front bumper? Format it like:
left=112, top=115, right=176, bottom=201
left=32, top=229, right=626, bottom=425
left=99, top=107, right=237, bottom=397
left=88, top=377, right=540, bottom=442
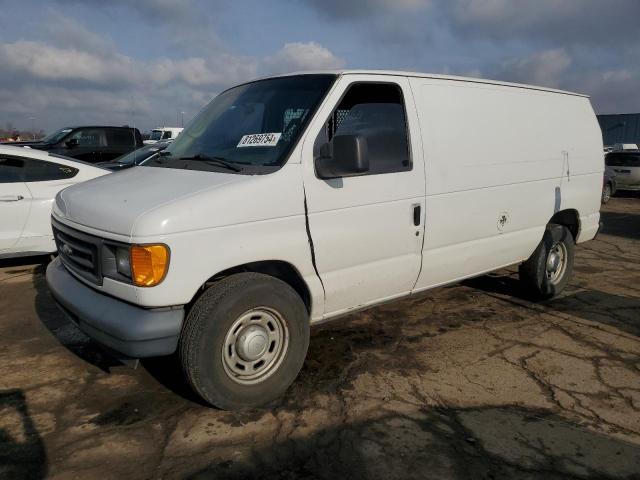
left=46, top=257, right=184, bottom=358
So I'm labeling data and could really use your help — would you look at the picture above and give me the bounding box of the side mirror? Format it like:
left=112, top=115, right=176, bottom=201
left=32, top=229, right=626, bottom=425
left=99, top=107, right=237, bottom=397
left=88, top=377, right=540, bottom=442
left=65, top=138, right=79, bottom=149
left=315, top=134, right=369, bottom=179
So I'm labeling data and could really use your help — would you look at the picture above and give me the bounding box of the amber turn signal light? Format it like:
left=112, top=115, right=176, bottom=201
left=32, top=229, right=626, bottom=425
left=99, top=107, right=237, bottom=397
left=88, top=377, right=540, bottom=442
left=130, top=244, right=169, bottom=287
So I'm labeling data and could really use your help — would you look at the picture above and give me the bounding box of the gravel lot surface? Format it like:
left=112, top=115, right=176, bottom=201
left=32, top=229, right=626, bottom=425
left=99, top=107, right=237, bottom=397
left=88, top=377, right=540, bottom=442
left=1, top=194, right=639, bottom=480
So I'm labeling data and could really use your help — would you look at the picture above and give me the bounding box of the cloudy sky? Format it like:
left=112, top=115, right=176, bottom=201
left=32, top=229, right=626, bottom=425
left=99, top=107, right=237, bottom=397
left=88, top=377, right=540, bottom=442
left=1, top=0, right=639, bottom=133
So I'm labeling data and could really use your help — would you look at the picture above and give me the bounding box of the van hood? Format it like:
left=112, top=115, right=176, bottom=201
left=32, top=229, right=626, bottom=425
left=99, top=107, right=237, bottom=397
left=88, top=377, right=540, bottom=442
left=54, top=166, right=247, bottom=237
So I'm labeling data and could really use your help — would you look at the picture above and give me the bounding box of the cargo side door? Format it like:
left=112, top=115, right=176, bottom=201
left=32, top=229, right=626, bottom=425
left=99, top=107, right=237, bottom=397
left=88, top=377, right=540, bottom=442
left=301, top=75, right=426, bottom=317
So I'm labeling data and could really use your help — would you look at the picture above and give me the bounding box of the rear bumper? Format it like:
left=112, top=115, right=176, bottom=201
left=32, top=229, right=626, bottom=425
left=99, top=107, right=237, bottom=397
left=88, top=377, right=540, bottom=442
left=577, top=212, right=601, bottom=244
left=46, top=257, right=184, bottom=358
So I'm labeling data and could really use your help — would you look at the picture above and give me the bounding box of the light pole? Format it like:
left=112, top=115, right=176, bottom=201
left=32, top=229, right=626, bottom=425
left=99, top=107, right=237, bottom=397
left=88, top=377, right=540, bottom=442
left=180, top=111, right=185, bottom=127
left=29, top=116, right=35, bottom=140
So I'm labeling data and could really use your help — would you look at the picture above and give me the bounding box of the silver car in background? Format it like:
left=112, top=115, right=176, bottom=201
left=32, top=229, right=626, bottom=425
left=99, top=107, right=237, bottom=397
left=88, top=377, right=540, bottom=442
left=606, top=150, right=640, bottom=191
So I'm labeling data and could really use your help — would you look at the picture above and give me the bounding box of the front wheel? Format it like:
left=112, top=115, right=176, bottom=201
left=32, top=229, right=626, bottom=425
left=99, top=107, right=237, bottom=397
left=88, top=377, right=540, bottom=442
left=179, top=272, right=310, bottom=410
left=519, top=224, right=575, bottom=300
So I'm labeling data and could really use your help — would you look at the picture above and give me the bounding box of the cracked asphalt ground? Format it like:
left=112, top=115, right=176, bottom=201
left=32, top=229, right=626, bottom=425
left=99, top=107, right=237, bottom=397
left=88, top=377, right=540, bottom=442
left=1, top=195, right=639, bottom=480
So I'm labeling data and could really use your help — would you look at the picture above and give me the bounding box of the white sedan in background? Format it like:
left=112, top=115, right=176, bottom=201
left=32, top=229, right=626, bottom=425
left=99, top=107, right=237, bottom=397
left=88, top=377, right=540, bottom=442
left=0, top=145, right=108, bottom=259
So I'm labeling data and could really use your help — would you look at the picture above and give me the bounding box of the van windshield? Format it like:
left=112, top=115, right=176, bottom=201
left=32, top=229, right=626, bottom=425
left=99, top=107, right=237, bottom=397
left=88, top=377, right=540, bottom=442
left=42, top=128, right=73, bottom=144
left=148, top=74, right=336, bottom=174
left=149, top=130, right=163, bottom=141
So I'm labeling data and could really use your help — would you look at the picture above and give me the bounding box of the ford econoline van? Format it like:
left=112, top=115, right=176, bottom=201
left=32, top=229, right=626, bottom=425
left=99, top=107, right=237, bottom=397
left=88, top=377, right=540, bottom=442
left=46, top=71, right=603, bottom=409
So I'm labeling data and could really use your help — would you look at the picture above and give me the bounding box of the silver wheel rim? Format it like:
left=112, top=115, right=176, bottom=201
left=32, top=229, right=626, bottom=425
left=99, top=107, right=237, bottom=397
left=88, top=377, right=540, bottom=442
left=222, top=307, right=289, bottom=385
left=603, top=186, right=611, bottom=202
left=546, top=242, right=567, bottom=285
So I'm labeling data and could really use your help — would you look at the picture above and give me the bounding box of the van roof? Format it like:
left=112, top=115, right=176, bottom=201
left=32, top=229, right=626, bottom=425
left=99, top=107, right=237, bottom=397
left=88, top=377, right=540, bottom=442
left=260, top=69, right=588, bottom=98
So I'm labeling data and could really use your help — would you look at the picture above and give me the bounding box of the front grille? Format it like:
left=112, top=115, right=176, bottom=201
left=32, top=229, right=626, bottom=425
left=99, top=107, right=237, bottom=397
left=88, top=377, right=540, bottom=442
left=52, top=218, right=102, bottom=285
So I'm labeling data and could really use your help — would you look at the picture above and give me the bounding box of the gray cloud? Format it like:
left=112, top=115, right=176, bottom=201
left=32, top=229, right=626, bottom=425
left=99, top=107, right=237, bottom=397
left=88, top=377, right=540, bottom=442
left=303, top=0, right=640, bottom=55
left=3, top=0, right=638, bottom=132
left=444, top=0, right=640, bottom=47
left=575, top=69, right=640, bottom=114
left=43, top=13, right=118, bottom=55
left=302, top=0, right=429, bottom=20
left=485, top=48, right=640, bottom=113
left=0, top=41, right=139, bottom=89
left=262, top=42, right=345, bottom=75
left=304, top=0, right=640, bottom=47
left=301, top=0, right=640, bottom=114
left=52, top=0, right=226, bottom=56
left=492, top=48, right=572, bottom=89
left=54, top=0, right=195, bottom=23
left=0, top=19, right=345, bottom=131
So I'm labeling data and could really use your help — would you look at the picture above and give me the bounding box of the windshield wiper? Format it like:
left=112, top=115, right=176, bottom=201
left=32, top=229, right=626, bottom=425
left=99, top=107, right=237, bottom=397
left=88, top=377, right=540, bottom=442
left=179, top=154, right=242, bottom=172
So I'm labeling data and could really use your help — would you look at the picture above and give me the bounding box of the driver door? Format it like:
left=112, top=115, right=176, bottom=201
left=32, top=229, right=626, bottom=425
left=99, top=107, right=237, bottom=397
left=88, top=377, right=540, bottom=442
left=301, top=75, right=426, bottom=317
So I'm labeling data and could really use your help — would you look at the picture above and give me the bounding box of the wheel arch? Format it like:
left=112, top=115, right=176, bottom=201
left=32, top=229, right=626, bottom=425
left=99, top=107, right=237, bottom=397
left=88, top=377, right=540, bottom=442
left=191, top=260, right=312, bottom=314
left=549, top=208, right=580, bottom=240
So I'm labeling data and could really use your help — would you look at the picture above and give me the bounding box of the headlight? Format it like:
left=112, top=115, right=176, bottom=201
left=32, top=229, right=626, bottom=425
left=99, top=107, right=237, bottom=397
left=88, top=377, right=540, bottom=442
left=115, top=247, right=131, bottom=277
left=130, top=244, right=170, bottom=287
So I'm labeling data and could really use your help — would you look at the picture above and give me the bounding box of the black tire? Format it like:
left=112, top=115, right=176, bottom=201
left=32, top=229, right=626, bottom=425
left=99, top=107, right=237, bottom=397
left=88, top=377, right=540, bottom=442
left=602, top=183, right=612, bottom=204
left=519, top=224, right=575, bottom=300
left=179, top=272, right=310, bottom=410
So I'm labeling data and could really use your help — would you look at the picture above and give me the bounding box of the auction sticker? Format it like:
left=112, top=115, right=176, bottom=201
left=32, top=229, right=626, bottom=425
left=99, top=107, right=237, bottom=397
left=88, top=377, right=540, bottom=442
left=237, top=132, right=281, bottom=147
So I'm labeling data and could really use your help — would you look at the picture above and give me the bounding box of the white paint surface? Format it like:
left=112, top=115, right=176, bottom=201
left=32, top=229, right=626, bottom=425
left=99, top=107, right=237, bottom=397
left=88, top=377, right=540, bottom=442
left=50, top=71, right=603, bottom=321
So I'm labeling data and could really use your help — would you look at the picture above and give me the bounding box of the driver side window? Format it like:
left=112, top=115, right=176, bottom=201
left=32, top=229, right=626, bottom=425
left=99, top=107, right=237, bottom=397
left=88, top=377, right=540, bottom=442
left=317, top=82, right=411, bottom=176
left=68, top=128, right=107, bottom=147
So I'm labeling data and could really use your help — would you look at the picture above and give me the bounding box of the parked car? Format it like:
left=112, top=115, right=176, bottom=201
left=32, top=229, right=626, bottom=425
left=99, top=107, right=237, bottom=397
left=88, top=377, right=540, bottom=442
left=1, top=126, right=143, bottom=164
left=46, top=71, right=603, bottom=410
left=612, top=143, right=639, bottom=152
left=602, top=167, right=617, bottom=203
left=98, top=141, right=172, bottom=171
left=605, top=150, right=640, bottom=191
left=0, top=145, right=108, bottom=258
left=144, top=127, right=183, bottom=144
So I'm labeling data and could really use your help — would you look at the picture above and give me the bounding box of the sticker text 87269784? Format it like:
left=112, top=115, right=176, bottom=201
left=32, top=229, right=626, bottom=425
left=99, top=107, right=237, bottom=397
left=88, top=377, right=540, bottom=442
left=237, top=133, right=282, bottom=148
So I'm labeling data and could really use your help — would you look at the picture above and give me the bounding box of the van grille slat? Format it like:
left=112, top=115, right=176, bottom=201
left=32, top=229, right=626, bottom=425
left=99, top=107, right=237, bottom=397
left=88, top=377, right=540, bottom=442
left=63, top=253, right=94, bottom=270
left=52, top=219, right=102, bottom=285
left=55, top=231, right=94, bottom=256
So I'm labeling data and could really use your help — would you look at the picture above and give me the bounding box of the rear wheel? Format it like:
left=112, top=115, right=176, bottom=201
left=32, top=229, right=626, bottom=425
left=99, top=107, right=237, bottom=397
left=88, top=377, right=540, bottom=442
left=179, top=272, right=310, bottom=410
left=519, top=224, right=574, bottom=300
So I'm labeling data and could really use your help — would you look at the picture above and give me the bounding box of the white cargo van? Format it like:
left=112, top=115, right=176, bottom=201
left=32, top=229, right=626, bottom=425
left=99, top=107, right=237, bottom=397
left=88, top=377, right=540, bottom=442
left=144, top=127, right=183, bottom=144
left=46, top=71, right=603, bottom=409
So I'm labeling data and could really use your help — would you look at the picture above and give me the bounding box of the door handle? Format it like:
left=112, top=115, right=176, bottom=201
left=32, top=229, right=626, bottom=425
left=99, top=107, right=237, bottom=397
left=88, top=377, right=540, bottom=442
left=0, top=195, right=24, bottom=202
left=413, top=204, right=421, bottom=226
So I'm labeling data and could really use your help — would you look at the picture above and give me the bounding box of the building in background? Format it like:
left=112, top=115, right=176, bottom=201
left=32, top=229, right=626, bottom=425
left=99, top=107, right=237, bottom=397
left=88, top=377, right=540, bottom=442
left=598, top=113, right=640, bottom=147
